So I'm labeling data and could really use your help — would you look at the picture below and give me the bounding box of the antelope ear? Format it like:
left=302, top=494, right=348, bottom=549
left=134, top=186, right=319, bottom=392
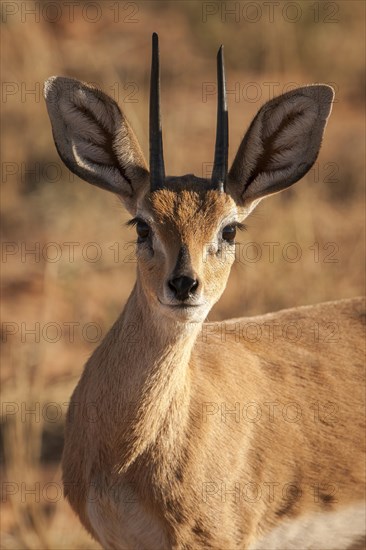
left=227, top=85, right=334, bottom=213
left=44, top=76, right=149, bottom=212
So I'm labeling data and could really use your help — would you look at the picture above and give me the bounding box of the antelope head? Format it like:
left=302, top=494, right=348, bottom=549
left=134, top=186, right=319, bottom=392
left=44, top=34, right=334, bottom=324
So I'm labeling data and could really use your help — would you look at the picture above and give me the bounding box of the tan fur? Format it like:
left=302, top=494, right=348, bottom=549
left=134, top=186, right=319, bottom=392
left=63, top=273, right=365, bottom=549
left=62, top=187, right=365, bottom=549
left=43, top=72, right=365, bottom=549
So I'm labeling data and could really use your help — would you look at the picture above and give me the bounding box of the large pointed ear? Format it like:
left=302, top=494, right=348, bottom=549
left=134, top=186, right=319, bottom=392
left=43, top=76, right=149, bottom=213
left=227, top=85, right=334, bottom=214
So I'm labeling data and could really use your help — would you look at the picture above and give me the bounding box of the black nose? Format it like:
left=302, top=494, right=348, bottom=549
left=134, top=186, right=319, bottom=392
left=168, top=276, right=199, bottom=301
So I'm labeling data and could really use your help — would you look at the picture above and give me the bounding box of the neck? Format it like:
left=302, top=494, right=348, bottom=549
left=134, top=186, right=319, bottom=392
left=101, top=276, right=202, bottom=473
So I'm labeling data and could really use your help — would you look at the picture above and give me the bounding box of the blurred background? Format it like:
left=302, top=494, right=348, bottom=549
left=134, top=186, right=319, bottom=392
left=1, top=0, right=365, bottom=548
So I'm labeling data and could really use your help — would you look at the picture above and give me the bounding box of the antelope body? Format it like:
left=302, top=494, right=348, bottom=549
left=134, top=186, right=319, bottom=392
left=44, top=35, right=365, bottom=550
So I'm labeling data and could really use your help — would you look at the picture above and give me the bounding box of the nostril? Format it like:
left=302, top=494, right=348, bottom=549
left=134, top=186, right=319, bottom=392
left=168, top=276, right=199, bottom=301
left=191, top=279, right=199, bottom=293
left=168, top=279, right=177, bottom=293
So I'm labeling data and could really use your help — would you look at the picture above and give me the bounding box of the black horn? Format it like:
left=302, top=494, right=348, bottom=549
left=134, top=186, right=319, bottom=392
left=149, top=32, right=165, bottom=191
left=212, top=45, right=228, bottom=192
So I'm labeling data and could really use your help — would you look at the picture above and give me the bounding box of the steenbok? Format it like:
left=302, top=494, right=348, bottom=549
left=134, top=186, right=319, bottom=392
left=44, top=34, right=365, bottom=550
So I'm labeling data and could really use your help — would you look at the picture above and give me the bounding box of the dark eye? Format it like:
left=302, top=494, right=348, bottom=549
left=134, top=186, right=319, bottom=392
left=222, top=224, right=236, bottom=242
left=136, top=220, right=150, bottom=240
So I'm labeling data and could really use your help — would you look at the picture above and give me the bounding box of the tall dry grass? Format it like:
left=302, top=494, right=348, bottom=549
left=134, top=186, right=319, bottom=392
left=1, top=1, right=365, bottom=547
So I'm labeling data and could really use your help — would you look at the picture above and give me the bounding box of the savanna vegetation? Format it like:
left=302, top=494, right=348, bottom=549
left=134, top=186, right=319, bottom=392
left=1, top=1, right=364, bottom=547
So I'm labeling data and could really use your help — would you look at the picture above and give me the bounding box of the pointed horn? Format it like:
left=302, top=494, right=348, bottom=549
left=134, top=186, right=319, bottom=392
left=150, top=32, right=165, bottom=191
left=212, top=45, right=228, bottom=192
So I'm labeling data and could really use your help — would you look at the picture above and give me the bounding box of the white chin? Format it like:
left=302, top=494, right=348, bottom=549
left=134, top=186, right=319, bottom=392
left=163, top=305, right=209, bottom=324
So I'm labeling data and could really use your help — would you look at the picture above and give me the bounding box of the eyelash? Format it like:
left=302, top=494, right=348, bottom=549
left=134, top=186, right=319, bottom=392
left=126, top=217, right=142, bottom=228
left=230, top=222, right=247, bottom=232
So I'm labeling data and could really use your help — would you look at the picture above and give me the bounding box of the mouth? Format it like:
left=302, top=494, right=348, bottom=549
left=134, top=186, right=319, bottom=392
left=158, top=298, right=203, bottom=309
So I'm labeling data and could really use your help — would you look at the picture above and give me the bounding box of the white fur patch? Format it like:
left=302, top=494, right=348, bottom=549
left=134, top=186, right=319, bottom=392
left=86, top=483, right=169, bottom=550
left=250, top=503, right=366, bottom=550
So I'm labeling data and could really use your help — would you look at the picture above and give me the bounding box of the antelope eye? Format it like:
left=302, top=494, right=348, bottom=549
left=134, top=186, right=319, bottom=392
left=222, top=224, right=237, bottom=242
left=136, top=220, right=150, bottom=240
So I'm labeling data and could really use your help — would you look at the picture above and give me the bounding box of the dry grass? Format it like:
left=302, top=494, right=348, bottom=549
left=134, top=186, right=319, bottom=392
left=1, top=1, right=365, bottom=548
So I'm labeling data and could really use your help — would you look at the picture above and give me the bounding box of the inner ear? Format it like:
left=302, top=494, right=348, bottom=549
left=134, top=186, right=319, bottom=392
left=227, top=85, right=334, bottom=208
left=44, top=76, right=149, bottom=212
